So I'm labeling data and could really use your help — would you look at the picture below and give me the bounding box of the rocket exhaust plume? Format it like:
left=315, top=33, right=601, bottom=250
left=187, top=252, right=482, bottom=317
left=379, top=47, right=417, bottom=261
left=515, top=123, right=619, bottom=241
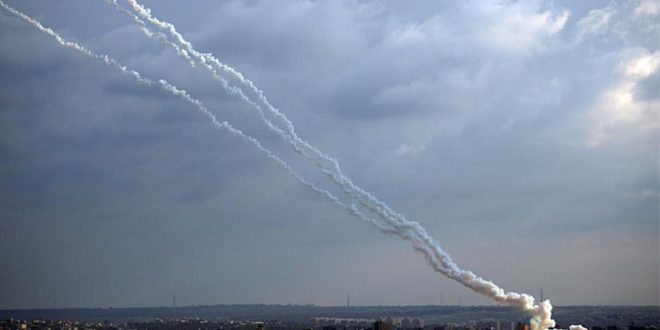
left=108, top=1, right=563, bottom=329
left=0, top=1, right=586, bottom=329
left=0, top=0, right=399, bottom=238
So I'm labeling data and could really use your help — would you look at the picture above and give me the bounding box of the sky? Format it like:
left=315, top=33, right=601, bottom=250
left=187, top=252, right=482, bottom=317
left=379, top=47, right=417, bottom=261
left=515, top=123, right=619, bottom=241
left=0, top=0, right=658, bottom=309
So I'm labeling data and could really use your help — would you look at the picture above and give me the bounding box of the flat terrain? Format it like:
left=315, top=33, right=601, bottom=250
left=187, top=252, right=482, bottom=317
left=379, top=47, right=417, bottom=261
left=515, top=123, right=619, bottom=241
left=1, top=305, right=658, bottom=328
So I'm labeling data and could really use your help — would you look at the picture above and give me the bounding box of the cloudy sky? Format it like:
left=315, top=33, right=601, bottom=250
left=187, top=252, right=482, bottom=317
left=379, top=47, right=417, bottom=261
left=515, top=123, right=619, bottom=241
left=0, top=0, right=658, bottom=309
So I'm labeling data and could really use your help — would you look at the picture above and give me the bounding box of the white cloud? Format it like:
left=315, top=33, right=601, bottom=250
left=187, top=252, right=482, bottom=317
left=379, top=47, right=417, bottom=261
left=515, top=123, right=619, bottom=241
left=488, top=10, right=569, bottom=42
left=576, top=6, right=613, bottom=37
left=389, top=23, right=427, bottom=45
left=623, top=51, right=660, bottom=77
left=392, top=143, right=426, bottom=156
left=475, top=3, right=569, bottom=53
left=383, top=1, right=570, bottom=56
left=586, top=49, right=660, bottom=147
left=634, top=0, right=660, bottom=17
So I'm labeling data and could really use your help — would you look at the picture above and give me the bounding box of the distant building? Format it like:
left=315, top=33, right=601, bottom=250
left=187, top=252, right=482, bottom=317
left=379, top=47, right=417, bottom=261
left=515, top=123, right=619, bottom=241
left=514, top=322, right=529, bottom=330
left=629, top=323, right=648, bottom=330
left=401, top=318, right=412, bottom=329
left=374, top=320, right=391, bottom=330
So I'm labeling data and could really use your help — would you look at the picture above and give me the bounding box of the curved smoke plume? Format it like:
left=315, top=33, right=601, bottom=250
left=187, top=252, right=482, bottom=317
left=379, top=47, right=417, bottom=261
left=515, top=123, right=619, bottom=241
left=108, top=1, right=560, bottom=328
left=0, top=1, right=596, bottom=329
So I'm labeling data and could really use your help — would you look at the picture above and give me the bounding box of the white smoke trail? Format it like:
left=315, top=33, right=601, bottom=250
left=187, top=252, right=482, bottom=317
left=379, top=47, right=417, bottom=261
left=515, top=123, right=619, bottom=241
left=108, top=0, right=473, bottom=272
left=103, top=0, right=454, bottom=272
left=111, top=1, right=559, bottom=328
left=0, top=0, right=400, bottom=238
left=104, top=0, right=294, bottom=148
left=104, top=1, right=437, bottom=259
left=1, top=1, right=569, bottom=328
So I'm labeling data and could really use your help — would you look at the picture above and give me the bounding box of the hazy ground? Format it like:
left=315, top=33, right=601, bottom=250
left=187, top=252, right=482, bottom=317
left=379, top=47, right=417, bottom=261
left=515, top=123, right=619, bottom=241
left=2, top=305, right=658, bottom=328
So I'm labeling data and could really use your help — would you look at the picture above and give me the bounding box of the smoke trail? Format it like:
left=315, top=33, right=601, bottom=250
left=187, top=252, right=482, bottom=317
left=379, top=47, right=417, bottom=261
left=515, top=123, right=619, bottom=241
left=112, top=1, right=559, bottom=328
left=110, top=0, right=474, bottom=273
left=0, top=0, right=400, bottom=239
left=1, top=2, right=569, bottom=328
left=105, top=1, right=435, bottom=257
left=104, top=0, right=294, bottom=147
left=103, top=1, right=448, bottom=266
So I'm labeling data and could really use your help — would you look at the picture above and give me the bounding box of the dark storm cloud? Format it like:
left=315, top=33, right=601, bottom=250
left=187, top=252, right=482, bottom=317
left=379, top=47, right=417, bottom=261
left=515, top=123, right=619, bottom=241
left=0, top=0, right=657, bottom=309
